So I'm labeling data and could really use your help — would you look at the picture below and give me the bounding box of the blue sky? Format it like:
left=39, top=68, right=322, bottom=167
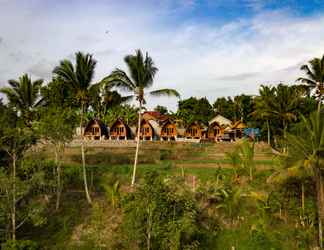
left=1, top=0, right=324, bottom=110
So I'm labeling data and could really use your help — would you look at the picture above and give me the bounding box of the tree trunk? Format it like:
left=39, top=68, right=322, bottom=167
left=55, top=145, right=62, bottom=210
left=318, top=94, right=322, bottom=113
left=316, top=168, right=324, bottom=249
left=80, top=102, right=92, bottom=204
left=131, top=101, right=142, bottom=186
left=11, top=153, right=16, bottom=241
left=283, top=121, right=288, bottom=153
left=266, top=119, right=271, bottom=145
left=301, top=182, right=305, bottom=217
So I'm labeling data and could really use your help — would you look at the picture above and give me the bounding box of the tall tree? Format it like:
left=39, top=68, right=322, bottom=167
left=233, top=94, right=254, bottom=123
left=53, top=52, right=97, bottom=204
left=297, top=55, right=324, bottom=111
left=41, top=77, right=74, bottom=108
left=252, top=85, right=275, bottom=145
left=103, top=49, right=180, bottom=186
left=0, top=106, right=42, bottom=241
left=285, top=111, right=324, bottom=248
left=177, top=97, right=214, bottom=125
left=213, top=97, right=235, bottom=120
left=271, top=84, right=300, bottom=142
left=88, top=83, right=125, bottom=120
left=36, top=107, right=76, bottom=210
left=0, top=74, right=43, bottom=126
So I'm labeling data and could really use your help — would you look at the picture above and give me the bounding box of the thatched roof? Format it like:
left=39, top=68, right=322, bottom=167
left=209, top=114, right=232, bottom=127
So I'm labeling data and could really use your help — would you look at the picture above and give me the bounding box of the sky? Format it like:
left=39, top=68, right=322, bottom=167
left=1, top=0, right=324, bottom=110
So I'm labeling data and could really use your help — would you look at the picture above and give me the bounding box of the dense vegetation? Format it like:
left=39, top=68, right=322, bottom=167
left=1, top=50, right=324, bottom=249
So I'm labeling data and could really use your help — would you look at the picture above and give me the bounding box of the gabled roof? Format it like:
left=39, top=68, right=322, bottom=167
left=84, top=119, right=108, bottom=136
left=209, top=114, right=232, bottom=127
left=186, top=121, right=206, bottom=130
left=142, top=111, right=169, bottom=122
left=110, top=118, right=129, bottom=129
left=231, top=120, right=247, bottom=129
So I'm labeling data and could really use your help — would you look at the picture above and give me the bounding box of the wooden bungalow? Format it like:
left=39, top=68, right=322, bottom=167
left=110, top=119, right=131, bottom=140
left=231, top=121, right=247, bottom=139
left=137, top=119, right=154, bottom=141
left=84, top=119, right=108, bottom=140
left=160, top=119, right=177, bottom=141
left=207, top=122, right=224, bottom=141
left=185, top=122, right=203, bottom=139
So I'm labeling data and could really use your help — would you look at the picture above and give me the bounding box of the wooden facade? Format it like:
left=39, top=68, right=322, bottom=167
left=110, top=119, right=130, bottom=140
left=185, top=122, right=203, bottom=139
left=84, top=119, right=108, bottom=140
left=138, top=119, right=154, bottom=141
left=160, top=120, right=177, bottom=141
left=231, top=121, right=247, bottom=139
left=207, top=122, right=224, bottom=141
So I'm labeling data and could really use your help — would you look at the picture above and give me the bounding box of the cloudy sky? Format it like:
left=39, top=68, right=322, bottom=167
left=1, top=0, right=324, bottom=110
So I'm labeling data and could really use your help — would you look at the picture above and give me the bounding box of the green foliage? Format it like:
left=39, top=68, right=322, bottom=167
left=0, top=74, right=43, bottom=126
left=121, top=172, right=209, bottom=250
left=154, top=105, right=168, bottom=115
left=103, top=49, right=179, bottom=104
left=177, top=97, right=214, bottom=125
left=233, top=94, right=254, bottom=123
left=41, top=78, right=74, bottom=108
left=212, top=97, right=235, bottom=120
left=239, top=139, right=255, bottom=180
left=297, top=54, right=324, bottom=100
left=103, top=104, right=138, bottom=126
left=1, top=240, right=40, bottom=250
left=36, top=107, right=77, bottom=145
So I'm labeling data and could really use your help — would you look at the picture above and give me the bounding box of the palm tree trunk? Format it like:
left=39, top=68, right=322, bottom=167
left=318, top=94, right=322, bottom=113
left=11, top=153, right=16, bottom=241
left=80, top=102, right=92, bottom=204
left=316, top=168, right=323, bottom=249
left=266, top=119, right=271, bottom=145
left=132, top=101, right=142, bottom=186
left=283, top=120, right=287, bottom=153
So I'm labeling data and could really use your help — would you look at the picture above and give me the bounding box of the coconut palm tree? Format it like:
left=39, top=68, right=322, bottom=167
left=53, top=52, right=97, bottom=204
left=0, top=74, right=43, bottom=126
left=285, top=111, right=324, bottom=248
left=103, top=49, right=180, bottom=186
left=252, top=85, right=275, bottom=145
left=271, top=84, right=300, bottom=144
left=297, top=55, right=324, bottom=111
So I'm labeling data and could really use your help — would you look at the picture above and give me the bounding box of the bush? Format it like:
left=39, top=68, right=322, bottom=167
left=1, top=240, right=40, bottom=250
left=120, top=172, right=217, bottom=249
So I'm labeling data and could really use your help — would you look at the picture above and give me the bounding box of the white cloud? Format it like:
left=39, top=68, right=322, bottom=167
left=1, top=1, right=324, bottom=110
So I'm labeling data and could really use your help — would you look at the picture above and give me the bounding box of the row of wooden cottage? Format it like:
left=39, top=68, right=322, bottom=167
left=83, top=111, right=247, bottom=142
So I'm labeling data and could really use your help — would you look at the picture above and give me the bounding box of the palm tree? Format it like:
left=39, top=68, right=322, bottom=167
left=53, top=52, right=97, bottom=204
left=285, top=111, right=324, bottom=248
left=103, top=49, right=180, bottom=186
left=297, top=55, right=324, bottom=111
left=252, top=85, right=275, bottom=145
left=0, top=74, right=43, bottom=126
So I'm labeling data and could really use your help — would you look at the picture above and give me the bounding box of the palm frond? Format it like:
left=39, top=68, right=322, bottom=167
left=102, top=69, right=135, bottom=92
left=121, top=95, right=135, bottom=103
left=149, top=88, right=180, bottom=98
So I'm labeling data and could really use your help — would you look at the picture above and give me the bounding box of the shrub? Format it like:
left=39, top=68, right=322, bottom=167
left=1, top=240, right=40, bottom=250
left=120, top=172, right=214, bottom=249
